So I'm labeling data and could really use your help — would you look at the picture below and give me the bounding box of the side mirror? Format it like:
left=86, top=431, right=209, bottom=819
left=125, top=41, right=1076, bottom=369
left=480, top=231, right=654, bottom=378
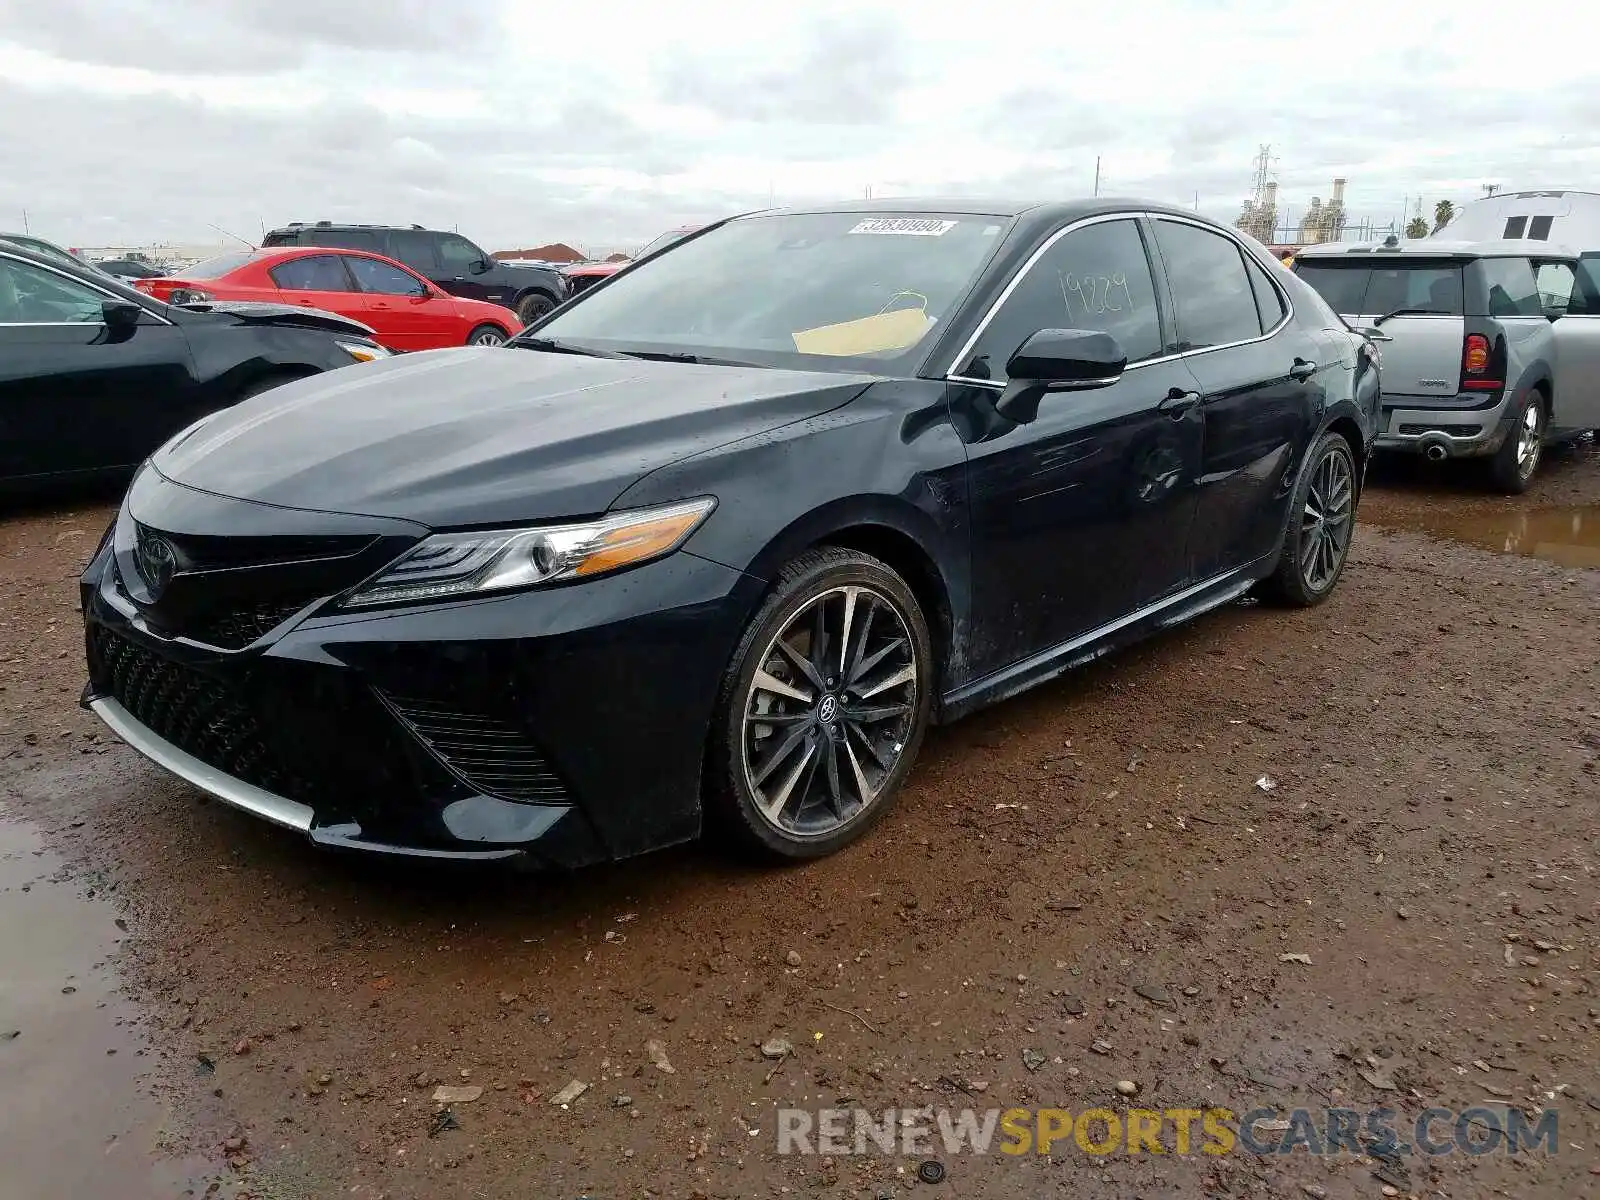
left=102, top=300, right=143, bottom=333
left=996, top=329, right=1126, bottom=423
left=470, top=258, right=491, bottom=275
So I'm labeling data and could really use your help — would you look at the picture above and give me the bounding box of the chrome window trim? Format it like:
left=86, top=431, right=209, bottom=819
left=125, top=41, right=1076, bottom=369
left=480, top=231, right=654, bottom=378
left=0, top=249, right=174, bottom=327
left=942, top=210, right=1295, bottom=387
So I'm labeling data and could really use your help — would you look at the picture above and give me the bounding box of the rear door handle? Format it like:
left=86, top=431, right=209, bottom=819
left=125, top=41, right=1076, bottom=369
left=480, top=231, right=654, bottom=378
left=1158, top=388, right=1202, bottom=417
left=1289, top=358, right=1319, bottom=381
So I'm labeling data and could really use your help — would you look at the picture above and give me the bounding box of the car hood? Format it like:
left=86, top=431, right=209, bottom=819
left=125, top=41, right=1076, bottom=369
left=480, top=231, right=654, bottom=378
left=176, top=300, right=377, bottom=338
left=152, top=346, right=877, bottom=527
left=565, top=262, right=623, bottom=278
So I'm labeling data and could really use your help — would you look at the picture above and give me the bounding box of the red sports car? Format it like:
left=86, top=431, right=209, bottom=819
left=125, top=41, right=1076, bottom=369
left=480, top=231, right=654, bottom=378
left=135, top=247, right=520, bottom=351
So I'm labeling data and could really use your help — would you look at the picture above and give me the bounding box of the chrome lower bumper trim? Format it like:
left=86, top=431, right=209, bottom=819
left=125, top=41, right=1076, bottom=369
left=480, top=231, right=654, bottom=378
left=89, top=696, right=315, bottom=833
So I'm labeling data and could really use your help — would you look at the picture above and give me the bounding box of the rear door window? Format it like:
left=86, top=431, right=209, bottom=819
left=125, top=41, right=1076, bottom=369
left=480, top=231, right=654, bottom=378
left=1152, top=219, right=1264, bottom=349
left=1534, top=261, right=1576, bottom=314
left=1479, top=256, right=1542, bottom=317
left=389, top=230, right=439, bottom=274
left=1293, top=261, right=1464, bottom=317
left=270, top=255, right=355, bottom=292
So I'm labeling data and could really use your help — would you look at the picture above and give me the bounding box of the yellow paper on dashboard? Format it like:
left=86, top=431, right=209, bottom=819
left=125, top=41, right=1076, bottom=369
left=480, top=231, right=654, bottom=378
left=791, top=308, right=934, bottom=357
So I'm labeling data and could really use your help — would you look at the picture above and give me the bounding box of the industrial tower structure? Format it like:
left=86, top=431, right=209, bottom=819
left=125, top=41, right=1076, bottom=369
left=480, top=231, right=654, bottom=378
left=1236, top=144, right=1279, bottom=241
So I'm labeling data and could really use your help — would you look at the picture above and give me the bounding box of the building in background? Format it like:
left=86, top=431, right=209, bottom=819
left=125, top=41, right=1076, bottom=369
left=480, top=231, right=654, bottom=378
left=1298, top=178, right=1348, bottom=244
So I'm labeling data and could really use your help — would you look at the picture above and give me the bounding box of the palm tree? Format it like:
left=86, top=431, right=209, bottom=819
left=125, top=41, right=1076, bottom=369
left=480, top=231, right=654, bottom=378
left=1405, top=217, right=1430, bottom=238
left=1433, top=200, right=1456, bottom=234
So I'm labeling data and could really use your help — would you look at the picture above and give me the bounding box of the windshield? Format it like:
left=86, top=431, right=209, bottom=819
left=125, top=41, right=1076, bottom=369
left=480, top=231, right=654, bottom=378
left=525, top=212, right=1007, bottom=372
left=178, top=252, right=258, bottom=279
left=1294, top=260, right=1464, bottom=316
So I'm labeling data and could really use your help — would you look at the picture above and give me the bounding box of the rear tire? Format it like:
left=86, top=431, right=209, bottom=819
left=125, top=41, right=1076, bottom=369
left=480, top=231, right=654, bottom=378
left=1258, top=431, right=1357, bottom=608
left=515, top=293, right=555, bottom=325
left=466, top=324, right=508, bottom=346
left=1487, top=389, right=1545, bottom=494
left=706, top=547, right=934, bottom=862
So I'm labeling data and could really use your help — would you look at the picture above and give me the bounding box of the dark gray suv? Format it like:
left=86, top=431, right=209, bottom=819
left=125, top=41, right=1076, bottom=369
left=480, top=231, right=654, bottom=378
left=261, top=222, right=567, bottom=325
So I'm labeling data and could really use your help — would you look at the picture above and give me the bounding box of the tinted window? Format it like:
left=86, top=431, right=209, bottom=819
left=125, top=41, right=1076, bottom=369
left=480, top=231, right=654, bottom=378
left=346, top=255, right=427, bottom=297
left=534, top=210, right=1002, bottom=374
left=0, top=256, right=110, bottom=323
left=270, top=255, right=354, bottom=292
left=1503, top=216, right=1528, bottom=239
left=307, top=229, right=381, bottom=252
left=1153, top=220, right=1262, bottom=349
left=1480, top=256, right=1541, bottom=317
left=958, top=218, right=1162, bottom=379
left=1294, top=261, right=1464, bottom=316
left=389, top=230, right=438, bottom=273
left=1534, top=261, right=1575, bottom=312
left=437, top=234, right=484, bottom=272
left=1528, top=215, right=1553, bottom=240
left=1571, top=256, right=1600, bottom=316
left=1245, top=255, right=1287, bottom=331
left=179, top=252, right=257, bottom=279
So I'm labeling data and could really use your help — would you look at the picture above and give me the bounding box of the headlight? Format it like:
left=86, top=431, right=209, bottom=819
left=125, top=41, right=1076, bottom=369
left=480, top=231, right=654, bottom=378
left=341, top=496, right=717, bottom=608
left=337, top=339, right=392, bottom=363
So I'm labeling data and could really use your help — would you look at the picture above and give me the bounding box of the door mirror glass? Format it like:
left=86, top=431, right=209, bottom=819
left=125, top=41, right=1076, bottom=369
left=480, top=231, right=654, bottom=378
left=470, top=257, right=491, bottom=275
left=996, top=329, right=1126, bottom=422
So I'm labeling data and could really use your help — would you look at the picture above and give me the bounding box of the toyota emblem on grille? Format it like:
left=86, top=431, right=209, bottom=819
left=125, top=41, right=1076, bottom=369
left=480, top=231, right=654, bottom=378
left=135, top=528, right=177, bottom=596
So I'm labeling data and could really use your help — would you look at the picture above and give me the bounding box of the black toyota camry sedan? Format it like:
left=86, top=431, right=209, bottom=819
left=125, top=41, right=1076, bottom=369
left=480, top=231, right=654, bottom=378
left=0, top=241, right=389, bottom=492
left=80, top=199, right=1380, bottom=868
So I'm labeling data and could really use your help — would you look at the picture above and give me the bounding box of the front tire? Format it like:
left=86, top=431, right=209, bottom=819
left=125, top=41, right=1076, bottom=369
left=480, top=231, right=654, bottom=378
left=1258, top=431, right=1357, bottom=608
left=515, top=292, right=555, bottom=325
left=1487, top=390, right=1545, bottom=494
left=707, top=547, right=934, bottom=862
left=466, top=323, right=508, bottom=346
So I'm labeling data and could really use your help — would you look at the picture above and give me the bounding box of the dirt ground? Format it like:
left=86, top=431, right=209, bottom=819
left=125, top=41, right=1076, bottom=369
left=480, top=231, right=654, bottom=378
left=1, top=442, right=1597, bottom=1200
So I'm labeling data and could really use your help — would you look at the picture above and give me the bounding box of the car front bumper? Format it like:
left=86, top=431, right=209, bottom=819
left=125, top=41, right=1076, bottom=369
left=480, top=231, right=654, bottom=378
left=80, top=494, right=758, bottom=867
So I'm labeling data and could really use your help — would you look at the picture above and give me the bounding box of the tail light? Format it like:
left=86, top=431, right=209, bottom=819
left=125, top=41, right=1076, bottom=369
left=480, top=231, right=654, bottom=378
left=1461, top=333, right=1502, bottom=391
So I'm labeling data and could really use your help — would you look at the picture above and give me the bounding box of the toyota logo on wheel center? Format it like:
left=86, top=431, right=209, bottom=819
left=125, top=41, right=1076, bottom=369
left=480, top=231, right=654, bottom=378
left=817, top=695, right=839, bottom=724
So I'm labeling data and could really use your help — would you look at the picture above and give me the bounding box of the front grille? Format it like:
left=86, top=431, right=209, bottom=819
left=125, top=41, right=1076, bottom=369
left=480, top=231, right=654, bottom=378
left=380, top=692, right=568, bottom=804
left=1399, top=423, right=1482, bottom=437
left=90, top=627, right=311, bottom=803
left=180, top=597, right=316, bottom=651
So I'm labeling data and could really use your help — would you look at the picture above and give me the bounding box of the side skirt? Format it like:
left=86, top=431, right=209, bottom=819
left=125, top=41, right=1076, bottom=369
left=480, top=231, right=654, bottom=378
left=937, top=558, right=1272, bottom=723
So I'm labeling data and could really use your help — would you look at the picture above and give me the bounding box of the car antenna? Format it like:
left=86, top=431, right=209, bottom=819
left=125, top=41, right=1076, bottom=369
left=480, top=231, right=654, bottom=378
left=206, top=222, right=258, bottom=251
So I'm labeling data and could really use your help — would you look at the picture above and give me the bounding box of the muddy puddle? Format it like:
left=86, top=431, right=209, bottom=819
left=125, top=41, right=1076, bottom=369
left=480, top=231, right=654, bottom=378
left=1379, top=503, right=1600, bottom=569
left=0, top=803, right=221, bottom=1200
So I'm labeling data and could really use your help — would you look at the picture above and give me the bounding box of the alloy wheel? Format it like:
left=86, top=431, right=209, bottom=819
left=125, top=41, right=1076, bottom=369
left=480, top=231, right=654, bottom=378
left=471, top=328, right=506, bottom=346
left=740, top=585, right=919, bottom=838
left=1299, top=444, right=1354, bottom=592
left=1516, top=401, right=1542, bottom=479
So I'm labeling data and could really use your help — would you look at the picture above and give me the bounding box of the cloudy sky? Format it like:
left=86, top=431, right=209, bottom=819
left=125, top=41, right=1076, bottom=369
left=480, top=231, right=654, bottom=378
left=2, top=0, right=1596, bottom=254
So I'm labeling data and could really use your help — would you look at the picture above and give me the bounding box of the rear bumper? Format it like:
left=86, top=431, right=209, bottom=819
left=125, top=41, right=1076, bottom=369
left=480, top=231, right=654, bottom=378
left=1374, top=392, right=1513, bottom=458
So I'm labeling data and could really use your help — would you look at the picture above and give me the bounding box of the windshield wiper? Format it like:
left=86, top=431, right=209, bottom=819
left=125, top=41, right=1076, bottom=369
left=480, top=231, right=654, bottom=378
left=615, top=349, right=758, bottom=367
left=1372, top=307, right=1446, bottom=326
left=509, top=336, right=631, bottom=360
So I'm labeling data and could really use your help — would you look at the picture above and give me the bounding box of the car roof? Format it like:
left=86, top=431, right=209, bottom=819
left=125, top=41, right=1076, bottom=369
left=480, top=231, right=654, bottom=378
left=1295, top=237, right=1582, bottom=260
left=735, top=196, right=1239, bottom=234
left=266, top=222, right=427, bottom=234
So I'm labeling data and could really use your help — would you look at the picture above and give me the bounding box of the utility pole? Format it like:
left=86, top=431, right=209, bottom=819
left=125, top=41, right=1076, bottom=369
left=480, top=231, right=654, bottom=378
left=1093, top=157, right=1101, bottom=197
left=21, top=208, right=29, bottom=233
left=1193, top=190, right=1199, bottom=211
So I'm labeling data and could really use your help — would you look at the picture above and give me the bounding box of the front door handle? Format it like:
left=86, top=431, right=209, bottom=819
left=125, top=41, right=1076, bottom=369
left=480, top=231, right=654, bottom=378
left=1158, top=388, right=1202, bottom=418
left=1289, top=358, right=1319, bottom=381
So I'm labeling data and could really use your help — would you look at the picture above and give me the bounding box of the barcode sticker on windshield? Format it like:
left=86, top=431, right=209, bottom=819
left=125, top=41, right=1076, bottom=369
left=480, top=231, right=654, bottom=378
left=848, top=218, right=958, bottom=236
